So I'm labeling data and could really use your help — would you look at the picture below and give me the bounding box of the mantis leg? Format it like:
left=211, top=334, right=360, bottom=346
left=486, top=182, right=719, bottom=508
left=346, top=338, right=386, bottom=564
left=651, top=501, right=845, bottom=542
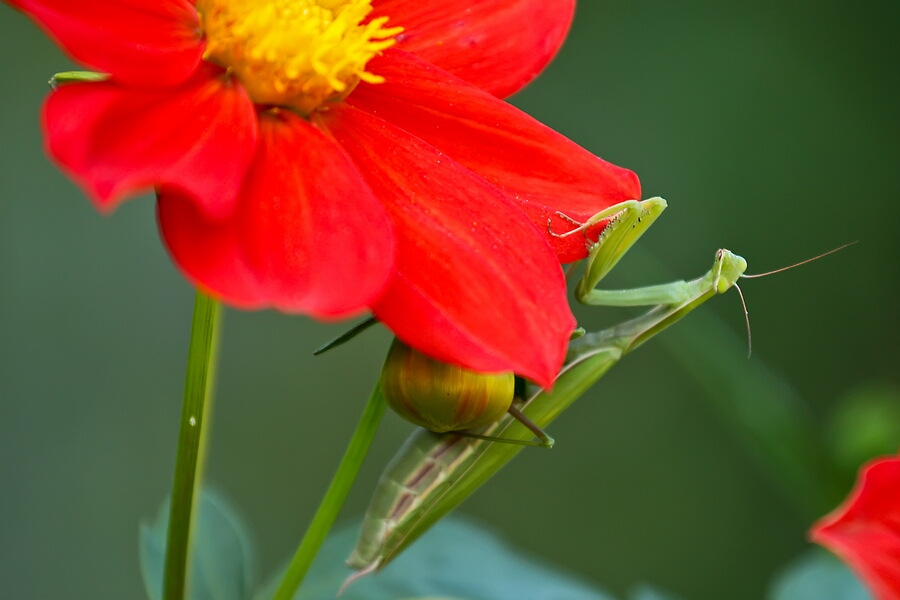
left=457, top=404, right=555, bottom=448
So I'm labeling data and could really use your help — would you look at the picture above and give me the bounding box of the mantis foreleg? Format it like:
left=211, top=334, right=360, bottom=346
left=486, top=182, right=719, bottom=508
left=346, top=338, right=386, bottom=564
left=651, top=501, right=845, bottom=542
left=552, top=198, right=667, bottom=298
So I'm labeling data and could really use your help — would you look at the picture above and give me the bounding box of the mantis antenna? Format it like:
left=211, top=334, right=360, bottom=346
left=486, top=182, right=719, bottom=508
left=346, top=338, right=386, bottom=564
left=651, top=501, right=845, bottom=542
left=735, top=240, right=858, bottom=357
left=741, top=241, right=858, bottom=279
left=733, top=282, right=752, bottom=358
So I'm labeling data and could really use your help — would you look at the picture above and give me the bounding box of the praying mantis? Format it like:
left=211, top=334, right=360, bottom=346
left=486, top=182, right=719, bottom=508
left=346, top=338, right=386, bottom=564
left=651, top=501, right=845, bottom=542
left=339, top=196, right=757, bottom=585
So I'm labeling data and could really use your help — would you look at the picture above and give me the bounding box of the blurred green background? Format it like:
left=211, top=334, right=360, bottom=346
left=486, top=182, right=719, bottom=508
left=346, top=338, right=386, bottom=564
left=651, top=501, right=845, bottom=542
left=1, top=2, right=897, bottom=599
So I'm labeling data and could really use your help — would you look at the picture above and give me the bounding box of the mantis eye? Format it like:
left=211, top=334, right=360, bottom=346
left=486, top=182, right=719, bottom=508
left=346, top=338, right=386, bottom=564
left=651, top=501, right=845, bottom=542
left=380, top=338, right=515, bottom=433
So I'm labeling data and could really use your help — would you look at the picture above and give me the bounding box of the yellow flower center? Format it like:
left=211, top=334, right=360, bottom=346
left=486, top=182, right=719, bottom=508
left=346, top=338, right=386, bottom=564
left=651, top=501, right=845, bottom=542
left=197, top=0, right=401, bottom=113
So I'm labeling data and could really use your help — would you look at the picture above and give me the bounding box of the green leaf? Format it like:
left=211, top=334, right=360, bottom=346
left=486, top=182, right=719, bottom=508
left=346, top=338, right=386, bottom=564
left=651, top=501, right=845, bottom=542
left=827, top=383, right=900, bottom=476
left=140, top=489, right=256, bottom=600
left=768, top=550, right=871, bottom=600
left=257, top=516, right=614, bottom=600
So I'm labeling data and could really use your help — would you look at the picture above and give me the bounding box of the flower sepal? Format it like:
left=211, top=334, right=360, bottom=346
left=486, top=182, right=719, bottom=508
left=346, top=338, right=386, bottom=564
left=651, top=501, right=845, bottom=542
left=49, top=70, right=108, bottom=89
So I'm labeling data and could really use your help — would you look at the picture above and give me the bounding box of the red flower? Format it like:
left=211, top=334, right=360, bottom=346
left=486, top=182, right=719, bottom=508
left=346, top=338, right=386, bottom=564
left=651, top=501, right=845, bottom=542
left=811, top=453, right=900, bottom=600
left=8, top=0, right=640, bottom=387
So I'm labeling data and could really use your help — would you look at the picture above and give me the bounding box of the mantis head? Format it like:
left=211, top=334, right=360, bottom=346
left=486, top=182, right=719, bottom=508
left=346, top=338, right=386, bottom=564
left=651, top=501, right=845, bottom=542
left=712, top=249, right=749, bottom=294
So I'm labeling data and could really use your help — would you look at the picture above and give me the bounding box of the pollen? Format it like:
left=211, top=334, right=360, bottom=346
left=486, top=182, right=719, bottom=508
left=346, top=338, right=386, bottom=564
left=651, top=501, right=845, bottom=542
left=197, top=0, right=402, bottom=113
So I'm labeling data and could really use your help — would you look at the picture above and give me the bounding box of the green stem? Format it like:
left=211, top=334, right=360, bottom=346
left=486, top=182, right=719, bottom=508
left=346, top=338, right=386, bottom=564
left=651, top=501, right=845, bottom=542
left=162, top=291, right=223, bottom=600
left=272, top=385, right=387, bottom=600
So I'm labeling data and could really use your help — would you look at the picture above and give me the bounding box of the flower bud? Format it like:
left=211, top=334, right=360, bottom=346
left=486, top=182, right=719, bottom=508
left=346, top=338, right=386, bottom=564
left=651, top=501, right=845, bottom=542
left=380, top=338, right=514, bottom=433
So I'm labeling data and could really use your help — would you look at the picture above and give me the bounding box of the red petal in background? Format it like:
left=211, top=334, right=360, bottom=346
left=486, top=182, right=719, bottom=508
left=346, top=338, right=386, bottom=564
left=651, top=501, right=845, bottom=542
left=811, top=454, right=900, bottom=600
left=43, top=64, right=258, bottom=218
left=351, top=50, right=641, bottom=263
left=370, top=0, right=574, bottom=98
left=158, top=110, right=395, bottom=319
left=9, top=0, right=203, bottom=87
left=319, top=104, right=575, bottom=387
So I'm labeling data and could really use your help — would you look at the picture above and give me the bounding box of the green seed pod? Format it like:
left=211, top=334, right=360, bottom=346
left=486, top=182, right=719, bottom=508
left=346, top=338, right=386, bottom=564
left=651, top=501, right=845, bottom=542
left=380, top=338, right=514, bottom=433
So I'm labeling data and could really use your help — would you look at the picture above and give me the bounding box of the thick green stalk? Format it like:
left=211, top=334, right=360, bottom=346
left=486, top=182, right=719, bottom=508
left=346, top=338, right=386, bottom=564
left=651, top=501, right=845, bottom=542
left=162, top=291, right=223, bottom=600
left=272, top=385, right=387, bottom=600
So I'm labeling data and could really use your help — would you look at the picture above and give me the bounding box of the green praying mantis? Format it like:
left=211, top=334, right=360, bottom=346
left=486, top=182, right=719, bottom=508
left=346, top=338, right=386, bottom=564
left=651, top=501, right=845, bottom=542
left=324, top=196, right=768, bottom=585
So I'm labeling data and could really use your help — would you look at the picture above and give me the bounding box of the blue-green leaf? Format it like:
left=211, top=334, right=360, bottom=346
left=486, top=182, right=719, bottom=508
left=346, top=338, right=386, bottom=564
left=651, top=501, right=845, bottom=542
left=140, top=516, right=167, bottom=600
left=769, top=549, right=870, bottom=600
left=257, top=516, right=614, bottom=600
left=629, top=584, right=683, bottom=600
left=140, top=489, right=256, bottom=600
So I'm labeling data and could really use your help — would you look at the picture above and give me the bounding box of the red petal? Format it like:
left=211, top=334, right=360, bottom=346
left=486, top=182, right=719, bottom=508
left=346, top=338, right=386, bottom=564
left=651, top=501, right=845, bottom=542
left=157, top=192, right=268, bottom=309
left=158, top=110, right=395, bottom=318
left=43, top=64, right=258, bottom=218
left=350, top=50, right=642, bottom=263
left=9, top=0, right=203, bottom=87
left=370, top=0, right=574, bottom=98
left=318, top=104, right=575, bottom=387
left=234, top=111, right=395, bottom=317
left=811, top=455, right=900, bottom=600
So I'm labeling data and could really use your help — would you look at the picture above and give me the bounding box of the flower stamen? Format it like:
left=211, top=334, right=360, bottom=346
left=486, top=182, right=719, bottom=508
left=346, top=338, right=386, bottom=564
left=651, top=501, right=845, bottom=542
left=197, top=0, right=401, bottom=113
